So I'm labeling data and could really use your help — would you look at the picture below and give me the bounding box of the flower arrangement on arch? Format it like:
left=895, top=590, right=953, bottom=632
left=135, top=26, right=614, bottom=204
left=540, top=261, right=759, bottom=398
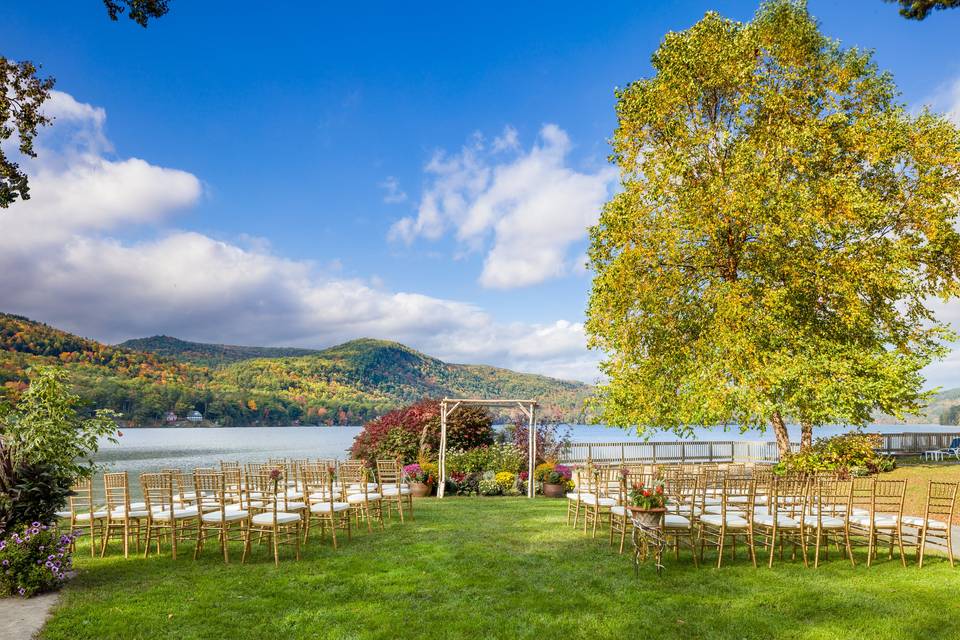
left=628, top=480, right=667, bottom=510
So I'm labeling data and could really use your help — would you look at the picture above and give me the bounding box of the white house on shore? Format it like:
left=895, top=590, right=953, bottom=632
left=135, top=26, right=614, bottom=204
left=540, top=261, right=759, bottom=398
left=186, top=410, right=203, bottom=423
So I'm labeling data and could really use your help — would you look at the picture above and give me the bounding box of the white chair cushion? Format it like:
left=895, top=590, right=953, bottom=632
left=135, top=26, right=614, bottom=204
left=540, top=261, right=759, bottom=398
left=849, top=514, right=899, bottom=528
left=700, top=513, right=750, bottom=528
left=74, top=511, right=109, bottom=521
left=310, top=502, right=350, bottom=513
left=130, top=501, right=147, bottom=510
left=347, top=493, right=382, bottom=503
left=348, top=483, right=379, bottom=491
left=850, top=507, right=870, bottom=517
left=581, top=496, right=616, bottom=507
left=611, top=505, right=627, bottom=516
left=252, top=511, right=300, bottom=525
left=308, top=491, right=340, bottom=500
left=202, top=510, right=248, bottom=523
left=802, top=515, right=845, bottom=528
left=55, top=511, right=72, bottom=519
left=282, top=492, right=304, bottom=500
left=152, top=507, right=199, bottom=520
left=901, top=516, right=948, bottom=530
left=110, top=508, right=149, bottom=518
left=664, top=514, right=691, bottom=528
left=382, top=486, right=411, bottom=496
left=753, top=513, right=800, bottom=528
left=269, top=501, right=307, bottom=511
left=566, top=492, right=591, bottom=500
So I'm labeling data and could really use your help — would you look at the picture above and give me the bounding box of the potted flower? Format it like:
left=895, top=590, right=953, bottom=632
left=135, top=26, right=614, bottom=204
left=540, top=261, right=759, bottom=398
left=627, top=480, right=668, bottom=528
left=534, top=462, right=572, bottom=498
left=403, top=463, right=436, bottom=497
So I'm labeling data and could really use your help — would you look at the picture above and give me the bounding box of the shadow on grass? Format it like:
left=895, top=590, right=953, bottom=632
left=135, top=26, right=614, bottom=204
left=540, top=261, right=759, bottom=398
left=42, top=498, right=960, bottom=640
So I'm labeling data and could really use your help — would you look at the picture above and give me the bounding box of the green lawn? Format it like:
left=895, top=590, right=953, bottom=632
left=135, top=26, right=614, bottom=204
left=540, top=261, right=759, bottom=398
left=41, top=497, right=960, bottom=640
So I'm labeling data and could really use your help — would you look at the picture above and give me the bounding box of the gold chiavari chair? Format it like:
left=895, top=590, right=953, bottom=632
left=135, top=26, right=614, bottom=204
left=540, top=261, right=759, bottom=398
left=609, top=470, right=633, bottom=553
left=583, top=466, right=617, bottom=538
left=161, top=468, right=199, bottom=508
left=245, top=469, right=301, bottom=565
left=699, top=476, right=756, bottom=568
left=664, top=473, right=699, bottom=566
left=755, top=477, right=808, bottom=568
left=101, top=471, right=145, bottom=558
left=303, top=465, right=351, bottom=547
left=67, top=477, right=107, bottom=557
left=193, top=470, right=249, bottom=563
left=903, top=481, right=957, bottom=568
left=566, top=465, right=592, bottom=527
left=806, top=479, right=854, bottom=568
left=342, top=463, right=384, bottom=533
left=140, top=472, right=198, bottom=560
left=376, top=459, right=412, bottom=522
left=850, top=479, right=906, bottom=567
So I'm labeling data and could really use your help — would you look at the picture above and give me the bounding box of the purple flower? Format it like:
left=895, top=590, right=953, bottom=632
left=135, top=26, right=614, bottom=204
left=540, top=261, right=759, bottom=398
left=18, top=588, right=25, bottom=596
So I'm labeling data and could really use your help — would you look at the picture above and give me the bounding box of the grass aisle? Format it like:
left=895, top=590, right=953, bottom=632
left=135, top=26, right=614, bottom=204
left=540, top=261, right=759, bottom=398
left=42, top=498, right=960, bottom=640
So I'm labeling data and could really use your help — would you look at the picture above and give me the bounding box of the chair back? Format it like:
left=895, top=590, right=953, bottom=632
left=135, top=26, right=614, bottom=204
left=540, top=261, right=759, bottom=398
left=665, top=473, right=699, bottom=518
left=376, top=459, right=403, bottom=490
left=812, top=478, right=851, bottom=523
left=770, top=477, right=808, bottom=519
left=194, top=471, right=227, bottom=520
left=161, top=468, right=189, bottom=504
left=303, top=465, right=338, bottom=508
left=141, top=472, right=176, bottom=515
left=872, top=480, right=906, bottom=519
left=103, top=472, right=132, bottom=518
left=721, top=476, right=755, bottom=518
left=948, top=437, right=960, bottom=449
left=69, top=477, right=97, bottom=518
left=247, top=470, right=283, bottom=525
left=921, top=481, right=957, bottom=525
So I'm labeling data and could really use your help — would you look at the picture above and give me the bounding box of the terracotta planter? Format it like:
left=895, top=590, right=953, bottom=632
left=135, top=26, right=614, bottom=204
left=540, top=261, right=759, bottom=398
left=543, top=482, right=566, bottom=498
left=626, top=506, right=666, bottom=529
left=410, top=482, right=433, bottom=498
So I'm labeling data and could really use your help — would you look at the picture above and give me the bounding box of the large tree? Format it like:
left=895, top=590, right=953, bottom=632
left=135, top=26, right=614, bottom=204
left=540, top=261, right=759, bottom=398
left=0, top=1, right=171, bottom=208
left=586, top=0, right=960, bottom=457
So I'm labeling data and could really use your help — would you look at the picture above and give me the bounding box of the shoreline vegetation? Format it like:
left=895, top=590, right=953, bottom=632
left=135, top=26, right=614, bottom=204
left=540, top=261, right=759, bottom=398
left=0, top=313, right=592, bottom=427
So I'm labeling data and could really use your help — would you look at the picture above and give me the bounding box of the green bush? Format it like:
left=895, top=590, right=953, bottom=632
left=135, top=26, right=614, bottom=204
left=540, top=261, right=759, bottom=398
left=0, top=367, right=117, bottom=533
left=446, top=444, right=524, bottom=475
left=774, top=431, right=895, bottom=476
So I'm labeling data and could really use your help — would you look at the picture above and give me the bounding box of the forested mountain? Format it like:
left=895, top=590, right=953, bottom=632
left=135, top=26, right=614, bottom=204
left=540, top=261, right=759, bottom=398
left=0, top=313, right=592, bottom=426
left=118, top=335, right=321, bottom=367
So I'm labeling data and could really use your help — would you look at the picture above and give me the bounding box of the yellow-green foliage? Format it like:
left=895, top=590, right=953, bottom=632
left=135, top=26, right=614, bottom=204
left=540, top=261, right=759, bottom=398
left=587, top=0, right=960, bottom=453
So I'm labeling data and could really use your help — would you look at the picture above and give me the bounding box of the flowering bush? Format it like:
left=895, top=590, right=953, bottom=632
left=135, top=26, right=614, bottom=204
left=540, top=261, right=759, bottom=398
left=0, top=524, right=77, bottom=597
left=533, top=462, right=572, bottom=485
left=446, top=444, right=524, bottom=475
left=403, top=462, right=437, bottom=485
left=350, top=400, right=493, bottom=464
left=478, top=478, right=501, bottom=496
left=494, top=471, right=515, bottom=491
left=628, top=481, right=667, bottom=510
left=774, top=432, right=895, bottom=477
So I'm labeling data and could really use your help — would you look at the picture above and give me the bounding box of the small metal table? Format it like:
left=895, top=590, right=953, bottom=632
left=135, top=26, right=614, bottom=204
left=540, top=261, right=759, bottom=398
left=630, top=512, right=666, bottom=576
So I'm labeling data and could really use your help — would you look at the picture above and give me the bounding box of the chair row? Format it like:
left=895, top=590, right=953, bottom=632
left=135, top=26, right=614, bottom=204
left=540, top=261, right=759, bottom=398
left=567, top=469, right=957, bottom=569
left=60, top=459, right=414, bottom=565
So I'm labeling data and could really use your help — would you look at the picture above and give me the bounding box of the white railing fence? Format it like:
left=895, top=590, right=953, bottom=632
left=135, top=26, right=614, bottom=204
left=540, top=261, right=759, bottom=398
left=558, top=432, right=960, bottom=465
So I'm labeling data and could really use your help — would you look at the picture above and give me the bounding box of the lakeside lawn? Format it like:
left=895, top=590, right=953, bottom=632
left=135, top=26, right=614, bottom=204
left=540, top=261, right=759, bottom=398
left=42, top=490, right=960, bottom=640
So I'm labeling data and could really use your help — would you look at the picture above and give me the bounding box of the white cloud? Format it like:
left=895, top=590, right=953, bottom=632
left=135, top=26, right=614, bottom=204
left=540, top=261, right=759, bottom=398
left=378, top=176, right=407, bottom=204
left=390, top=124, right=617, bottom=289
left=929, top=76, right=960, bottom=125
left=0, top=92, right=600, bottom=383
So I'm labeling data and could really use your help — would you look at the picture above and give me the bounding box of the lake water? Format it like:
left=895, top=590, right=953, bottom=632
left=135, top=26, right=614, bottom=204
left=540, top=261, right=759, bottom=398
left=94, top=422, right=960, bottom=485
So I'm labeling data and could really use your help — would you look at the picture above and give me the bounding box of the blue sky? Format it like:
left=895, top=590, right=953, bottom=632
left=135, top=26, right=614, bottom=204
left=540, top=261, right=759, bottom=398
left=3, top=1, right=960, bottom=385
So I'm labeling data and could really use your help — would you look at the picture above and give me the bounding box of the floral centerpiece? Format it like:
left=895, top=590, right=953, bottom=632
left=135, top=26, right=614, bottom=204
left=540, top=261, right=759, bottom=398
left=627, top=481, right=667, bottom=528
left=403, top=463, right=437, bottom=497
left=533, top=462, right=572, bottom=497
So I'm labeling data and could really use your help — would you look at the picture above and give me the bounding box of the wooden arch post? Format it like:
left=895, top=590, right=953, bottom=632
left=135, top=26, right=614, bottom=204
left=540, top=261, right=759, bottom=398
left=437, top=398, right=538, bottom=499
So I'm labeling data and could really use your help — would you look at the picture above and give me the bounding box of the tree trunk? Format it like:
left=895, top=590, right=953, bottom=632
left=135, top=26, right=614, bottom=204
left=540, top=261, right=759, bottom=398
left=771, top=411, right=791, bottom=460
left=800, top=422, right=813, bottom=451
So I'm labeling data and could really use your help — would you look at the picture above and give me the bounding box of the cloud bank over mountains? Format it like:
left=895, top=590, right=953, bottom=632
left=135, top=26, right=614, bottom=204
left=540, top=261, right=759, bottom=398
left=0, top=92, right=600, bottom=383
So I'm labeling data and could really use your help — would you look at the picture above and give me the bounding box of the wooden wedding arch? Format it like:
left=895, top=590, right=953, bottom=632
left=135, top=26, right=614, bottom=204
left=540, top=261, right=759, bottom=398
left=437, top=398, right=538, bottom=498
